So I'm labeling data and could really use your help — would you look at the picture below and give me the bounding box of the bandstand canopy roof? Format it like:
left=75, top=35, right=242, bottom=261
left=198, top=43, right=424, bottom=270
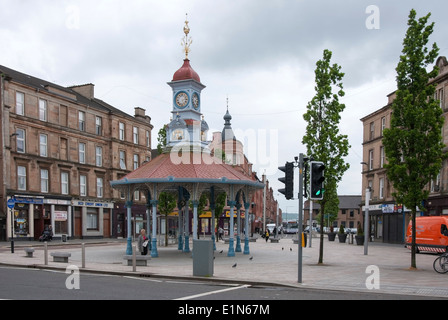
left=110, top=151, right=264, bottom=197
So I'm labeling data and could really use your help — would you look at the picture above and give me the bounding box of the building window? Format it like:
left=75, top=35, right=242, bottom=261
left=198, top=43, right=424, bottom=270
left=61, top=172, right=69, bottom=195
left=86, top=209, right=98, bottom=230
left=133, top=154, right=139, bottom=170
left=39, top=134, right=48, bottom=157
left=120, top=150, right=126, bottom=169
left=133, top=126, right=139, bottom=144
left=79, top=111, right=86, bottom=131
left=97, top=177, right=103, bottom=198
left=80, top=175, right=87, bottom=197
left=18, top=166, right=26, bottom=190
left=380, top=146, right=385, bottom=168
left=369, top=122, right=375, bottom=140
left=41, top=169, right=49, bottom=193
left=134, top=190, right=140, bottom=201
left=79, top=143, right=86, bottom=164
left=379, top=178, right=384, bottom=199
left=39, top=99, right=47, bottom=122
left=439, top=88, right=445, bottom=109
left=381, top=117, right=386, bottom=136
left=96, top=146, right=102, bottom=167
left=119, top=122, right=125, bottom=141
left=16, top=92, right=24, bottom=115
left=146, top=130, right=150, bottom=147
left=16, top=129, right=25, bottom=153
left=369, top=149, right=374, bottom=170
left=95, top=116, right=102, bottom=135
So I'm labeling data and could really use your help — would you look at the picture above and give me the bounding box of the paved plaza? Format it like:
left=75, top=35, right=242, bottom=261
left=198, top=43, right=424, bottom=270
left=1, top=235, right=447, bottom=298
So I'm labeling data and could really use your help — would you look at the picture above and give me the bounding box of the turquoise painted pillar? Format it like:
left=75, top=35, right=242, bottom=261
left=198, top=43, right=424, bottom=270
left=227, top=200, right=236, bottom=257
left=150, top=199, right=158, bottom=258
left=125, top=199, right=133, bottom=255
left=210, top=187, right=216, bottom=251
left=178, top=203, right=184, bottom=251
left=235, top=202, right=242, bottom=253
left=244, top=202, right=251, bottom=255
left=192, top=200, right=198, bottom=241
left=183, top=205, right=190, bottom=253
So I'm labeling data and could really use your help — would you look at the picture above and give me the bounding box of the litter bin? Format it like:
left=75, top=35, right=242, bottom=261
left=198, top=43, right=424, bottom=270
left=62, top=234, right=67, bottom=242
left=193, top=239, right=214, bottom=277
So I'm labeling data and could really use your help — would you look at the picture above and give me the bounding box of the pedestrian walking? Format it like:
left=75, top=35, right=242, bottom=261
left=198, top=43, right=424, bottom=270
left=138, top=229, right=149, bottom=255
left=265, top=229, right=270, bottom=242
left=218, top=227, right=224, bottom=241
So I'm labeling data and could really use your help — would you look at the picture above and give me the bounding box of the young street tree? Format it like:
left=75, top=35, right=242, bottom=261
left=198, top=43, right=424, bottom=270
left=382, top=10, right=444, bottom=269
left=302, top=49, right=350, bottom=264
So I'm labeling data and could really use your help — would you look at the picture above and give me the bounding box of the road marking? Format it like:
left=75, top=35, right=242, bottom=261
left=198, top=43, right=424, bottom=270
left=174, top=284, right=250, bottom=300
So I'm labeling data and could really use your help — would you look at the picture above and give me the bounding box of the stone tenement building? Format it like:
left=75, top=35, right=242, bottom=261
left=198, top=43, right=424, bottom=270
left=0, top=65, right=153, bottom=241
left=360, top=56, right=448, bottom=244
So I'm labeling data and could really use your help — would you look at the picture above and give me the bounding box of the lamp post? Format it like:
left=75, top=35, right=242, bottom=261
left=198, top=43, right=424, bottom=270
left=361, top=162, right=370, bottom=255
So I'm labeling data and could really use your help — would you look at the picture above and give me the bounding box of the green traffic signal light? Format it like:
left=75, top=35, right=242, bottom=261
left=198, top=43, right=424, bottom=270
left=310, top=161, right=325, bottom=200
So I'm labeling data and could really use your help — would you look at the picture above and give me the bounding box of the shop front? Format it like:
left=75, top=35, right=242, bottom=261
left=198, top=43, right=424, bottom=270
left=72, top=200, right=113, bottom=239
left=218, top=209, right=246, bottom=237
left=363, top=202, right=410, bottom=244
left=7, top=196, right=72, bottom=241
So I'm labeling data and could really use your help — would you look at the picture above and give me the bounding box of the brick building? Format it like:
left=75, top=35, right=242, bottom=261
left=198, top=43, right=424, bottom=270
left=0, top=65, right=153, bottom=241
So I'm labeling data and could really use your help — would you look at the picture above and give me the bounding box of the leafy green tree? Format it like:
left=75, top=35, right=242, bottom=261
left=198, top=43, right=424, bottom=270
left=158, top=192, right=177, bottom=246
left=302, top=49, right=350, bottom=264
left=382, top=9, right=444, bottom=269
left=157, top=126, right=167, bottom=154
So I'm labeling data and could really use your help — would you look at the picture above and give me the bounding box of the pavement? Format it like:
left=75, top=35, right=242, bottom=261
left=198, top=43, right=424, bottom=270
left=1, top=234, right=448, bottom=299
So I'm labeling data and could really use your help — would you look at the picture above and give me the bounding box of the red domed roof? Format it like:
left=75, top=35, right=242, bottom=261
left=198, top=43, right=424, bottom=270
left=172, top=59, right=201, bottom=82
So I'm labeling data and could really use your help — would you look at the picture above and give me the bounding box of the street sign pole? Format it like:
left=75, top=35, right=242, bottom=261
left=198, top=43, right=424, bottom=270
left=7, top=198, right=15, bottom=254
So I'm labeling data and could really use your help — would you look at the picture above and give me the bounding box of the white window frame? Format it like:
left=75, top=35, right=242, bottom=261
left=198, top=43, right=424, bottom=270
left=16, top=92, right=24, bottom=115
left=79, top=143, right=86, bottom=164
left=39, top=99, right=47, bottom=122
left=96, top=146, right=103, bottom=167
left=18, top=166, right=26, bottom=191
left=80, top=175, right=87, bottom=197
left=95, top=116, right=102, bottom=135
left=40, top=169, right=49, bottom=193
left=16, top=129, right=25, bottom=153
left=39, top=134, right=48, bottom=157
left=61, top=171, right=69, bottom=195
left=97, top=177, right=103, bottom=198
left=79, top=111, right=86, bottom=131
left=119, top=122, right=125, bottom=141
left=379, top=178, right=384, bottom=199
left=133, top=154, right=139, bottom=170
left=133, top=126, right=139, bottom=144
left=120, top=150, right=126, bottom=170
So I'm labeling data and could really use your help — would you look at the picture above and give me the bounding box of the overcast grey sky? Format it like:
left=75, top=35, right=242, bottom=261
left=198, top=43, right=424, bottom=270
left=1, top=0, right=447, bottom=212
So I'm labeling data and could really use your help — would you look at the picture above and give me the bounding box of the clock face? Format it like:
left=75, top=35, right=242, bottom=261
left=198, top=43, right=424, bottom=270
left=175, top=92, right=189, bottom=108
left=192, top=92, right=199, bottom=110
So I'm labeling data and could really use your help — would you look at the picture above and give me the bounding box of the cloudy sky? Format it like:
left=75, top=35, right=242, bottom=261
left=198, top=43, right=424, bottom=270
left=1, top=0, right=447, bottom=212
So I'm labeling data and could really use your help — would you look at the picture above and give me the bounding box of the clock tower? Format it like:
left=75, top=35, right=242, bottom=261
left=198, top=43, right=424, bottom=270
left=166, top=15, right=209, bottom=150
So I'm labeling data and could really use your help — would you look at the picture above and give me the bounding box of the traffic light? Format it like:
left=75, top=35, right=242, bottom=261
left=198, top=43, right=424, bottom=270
left=278, top=162, right=294, bottom=200
left=310, top=161, right=325, bottom=200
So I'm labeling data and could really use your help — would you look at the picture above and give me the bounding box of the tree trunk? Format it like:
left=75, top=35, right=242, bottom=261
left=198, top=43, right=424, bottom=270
left=411, top=208, right=417, bottom=269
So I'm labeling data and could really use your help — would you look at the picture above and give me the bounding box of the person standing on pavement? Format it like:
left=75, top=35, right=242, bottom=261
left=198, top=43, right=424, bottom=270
left=138, top=229, right=149, bottom=255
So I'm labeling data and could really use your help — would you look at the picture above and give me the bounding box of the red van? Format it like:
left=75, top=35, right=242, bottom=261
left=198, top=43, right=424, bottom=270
left=406, top=216, right=448, bottom=253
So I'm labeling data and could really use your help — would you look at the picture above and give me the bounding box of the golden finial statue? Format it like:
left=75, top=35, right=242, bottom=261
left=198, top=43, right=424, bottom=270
left=181, top=13, right=193, bottom=59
